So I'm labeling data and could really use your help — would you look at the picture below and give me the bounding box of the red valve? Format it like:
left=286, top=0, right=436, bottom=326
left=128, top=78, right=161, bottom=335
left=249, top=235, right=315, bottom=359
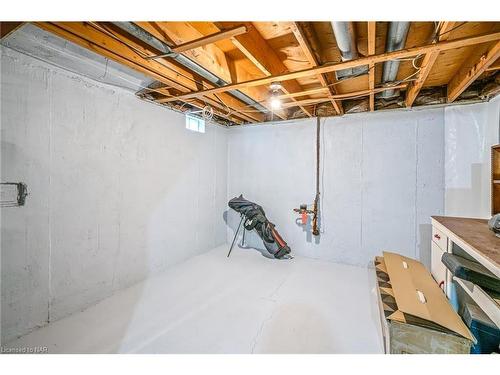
left=301, top=212, right=308, bottom=225
left=294, top=204, right=312, bottom=226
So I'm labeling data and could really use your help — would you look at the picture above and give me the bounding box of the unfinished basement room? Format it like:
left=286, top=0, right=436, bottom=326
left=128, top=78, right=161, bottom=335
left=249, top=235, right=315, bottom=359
left=1, top=1, right=500, bottom=372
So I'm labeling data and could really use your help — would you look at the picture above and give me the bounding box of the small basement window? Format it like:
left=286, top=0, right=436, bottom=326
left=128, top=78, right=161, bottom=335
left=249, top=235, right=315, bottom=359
left=185, top=114, right=205, bottom=133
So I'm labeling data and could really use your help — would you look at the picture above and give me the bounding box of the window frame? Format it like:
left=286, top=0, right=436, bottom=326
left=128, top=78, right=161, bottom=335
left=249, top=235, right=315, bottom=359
left=185, top=114, right=205, bottom=133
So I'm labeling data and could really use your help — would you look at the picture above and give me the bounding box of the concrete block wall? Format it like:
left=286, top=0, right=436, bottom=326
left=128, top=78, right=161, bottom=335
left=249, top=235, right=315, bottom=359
left=1, top=48, right=228, bottom=343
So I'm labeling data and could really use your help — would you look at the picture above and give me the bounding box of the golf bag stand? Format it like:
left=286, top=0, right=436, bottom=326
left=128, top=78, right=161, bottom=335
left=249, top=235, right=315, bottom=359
left=227, top=195, right=291, bottom=259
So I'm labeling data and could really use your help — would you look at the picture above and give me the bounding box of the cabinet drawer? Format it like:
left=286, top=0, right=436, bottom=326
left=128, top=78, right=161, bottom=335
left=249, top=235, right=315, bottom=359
left=431, top=241, right=447, bottom=292
left=431, top=226, right=447, bottom=251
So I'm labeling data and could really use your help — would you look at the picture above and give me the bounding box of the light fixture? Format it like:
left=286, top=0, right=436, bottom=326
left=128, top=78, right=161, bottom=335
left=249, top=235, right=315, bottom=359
left=269, top=81, right=282, bottom=111
left=270, top=97, right=282, bottom=110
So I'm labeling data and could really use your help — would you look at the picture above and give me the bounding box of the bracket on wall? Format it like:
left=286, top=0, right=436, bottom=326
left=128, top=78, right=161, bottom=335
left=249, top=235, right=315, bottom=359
left=1, top=182, right=28, bottom=207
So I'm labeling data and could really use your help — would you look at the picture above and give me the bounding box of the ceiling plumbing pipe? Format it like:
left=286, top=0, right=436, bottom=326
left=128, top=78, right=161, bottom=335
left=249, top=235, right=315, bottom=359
left=111, top=22, right=268, bottom=114
left=331, top=22, right=358, bottom=61
left=380, top=22, right=410, bottom=98
left=331, top=22, right=368, bottom=80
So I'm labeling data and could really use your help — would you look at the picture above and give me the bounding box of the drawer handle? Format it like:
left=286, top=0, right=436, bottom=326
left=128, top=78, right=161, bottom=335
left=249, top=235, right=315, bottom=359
left=434, top=234, right=441, bottom=240
left=439, top=280, right=444, bottom=290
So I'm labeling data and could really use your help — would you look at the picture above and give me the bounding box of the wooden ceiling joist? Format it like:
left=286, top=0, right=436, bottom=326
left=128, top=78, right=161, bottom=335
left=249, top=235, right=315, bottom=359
left=280, top=84, right=407, bottom=108
left=35, top=22, right=265, bottom=124
left=217, top=22, right=313, bottom=117
left=274, top=87, right=330, bottom=100
left=291, top=22, right=343, bottom=115
left=447, top=40, right=500, bottom=102
left=161, top=30, right=500, bottom=104
left=367, top=22, right=376, bottom=112
left=146, top=25, right=248, bottom=58
left=405, top=22, right=456, bottom=108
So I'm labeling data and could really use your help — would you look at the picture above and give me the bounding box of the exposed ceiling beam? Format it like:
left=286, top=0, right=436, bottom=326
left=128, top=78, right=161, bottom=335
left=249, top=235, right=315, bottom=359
left=290, top=22, right=343, bottom=115
left=161, top=30, right=500, bottom=103
left=274, top=87, right=330, bottom=100
left=405, top=22, right=455, bottom=108
left=447, top=40, right=500, bottom=102
left=280, top=84, right=407, bottom=108
left=1, top=22, right=24, bottom=39
left=135, top=22, right=233, bottom=83
left=146, top=25, right=248, bottom=57
left=216, top=22, right=313, bottom=117
left=367, top=22, right=376, bottom=112
left=35, top=22, right=263, bottom=124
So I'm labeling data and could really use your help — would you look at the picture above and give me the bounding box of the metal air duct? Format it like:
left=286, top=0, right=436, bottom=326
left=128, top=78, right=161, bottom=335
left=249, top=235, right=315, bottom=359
left=380, top=22, right=410, bottom=98
left=331, top=22, right=368, bottom=80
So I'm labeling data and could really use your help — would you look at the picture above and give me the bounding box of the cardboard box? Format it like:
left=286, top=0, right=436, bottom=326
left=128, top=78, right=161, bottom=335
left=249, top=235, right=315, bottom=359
left=375, top=252, right=474, bottom=354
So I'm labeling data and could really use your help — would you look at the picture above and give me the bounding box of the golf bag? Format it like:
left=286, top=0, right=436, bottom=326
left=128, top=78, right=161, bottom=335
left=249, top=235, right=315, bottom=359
left=228, top=195, right=291, bottom=259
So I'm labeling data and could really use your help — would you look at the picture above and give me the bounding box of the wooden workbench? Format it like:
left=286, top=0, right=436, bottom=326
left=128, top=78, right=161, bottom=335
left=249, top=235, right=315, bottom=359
left=431, top=216, right=500, bottom=328
left=431, top=216, right=500, bottom=278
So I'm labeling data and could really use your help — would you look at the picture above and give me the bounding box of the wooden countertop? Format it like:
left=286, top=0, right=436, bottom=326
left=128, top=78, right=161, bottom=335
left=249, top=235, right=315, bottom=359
left=432, top=216, right=500, bottom=275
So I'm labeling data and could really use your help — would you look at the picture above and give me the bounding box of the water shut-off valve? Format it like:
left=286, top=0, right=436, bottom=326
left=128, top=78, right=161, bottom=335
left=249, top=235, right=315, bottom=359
left=293, top=199, right=319, bottom=236
left=293, top=204, right=314, bottom=225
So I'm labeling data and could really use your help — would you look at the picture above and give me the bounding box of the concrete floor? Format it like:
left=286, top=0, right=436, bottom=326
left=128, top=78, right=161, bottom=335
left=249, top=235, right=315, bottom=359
left=5, top=245, right=384, bottom=353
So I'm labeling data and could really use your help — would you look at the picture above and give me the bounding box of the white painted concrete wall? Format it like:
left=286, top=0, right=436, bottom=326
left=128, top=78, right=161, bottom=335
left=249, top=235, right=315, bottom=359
left=1, top=48, right=228, bottom=343
left=227, top=109, right=446, bottom=268
left=444, top=97, right=500, bottom=218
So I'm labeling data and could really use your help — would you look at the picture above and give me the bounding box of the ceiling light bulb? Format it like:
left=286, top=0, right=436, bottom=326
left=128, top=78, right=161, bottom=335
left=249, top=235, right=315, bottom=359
left=270, top=97, right=281, bottom=110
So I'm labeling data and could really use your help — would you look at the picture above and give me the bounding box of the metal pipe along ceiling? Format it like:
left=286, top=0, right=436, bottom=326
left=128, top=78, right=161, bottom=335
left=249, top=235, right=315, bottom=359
left=331, top=22, right=368, bottom=80
left=331, top=22, right=359, bottom=61
left=380, top=22, right=410, bottom=98
left=111, top=22, right=268, bottom=114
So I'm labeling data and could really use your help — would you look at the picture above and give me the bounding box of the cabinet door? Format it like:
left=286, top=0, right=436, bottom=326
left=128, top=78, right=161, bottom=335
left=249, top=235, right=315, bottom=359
left=431, top=241, right=447, bottom=292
